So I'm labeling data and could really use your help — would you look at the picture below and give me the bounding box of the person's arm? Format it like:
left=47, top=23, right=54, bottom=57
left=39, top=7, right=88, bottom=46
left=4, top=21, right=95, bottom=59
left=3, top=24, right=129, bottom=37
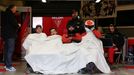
left=7, top=12, right=19, bottom=29
left=72, top=33, right=82, bottom=43
left=92, top=29, right=102, bottom=39
left=62, top=34, right=72, bottom=43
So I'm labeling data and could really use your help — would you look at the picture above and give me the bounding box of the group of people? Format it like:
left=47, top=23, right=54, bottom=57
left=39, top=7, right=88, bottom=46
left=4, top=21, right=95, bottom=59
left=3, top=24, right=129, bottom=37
left=23, top=10, right=111, bottom=74
left=1, top=4, right=125, bottom=74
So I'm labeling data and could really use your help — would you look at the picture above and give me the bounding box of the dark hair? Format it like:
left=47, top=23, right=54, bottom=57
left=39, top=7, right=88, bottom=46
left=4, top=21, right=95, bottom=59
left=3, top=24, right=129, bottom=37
left=108, top=24, right=118, bottom=32
left=109, top=24, right=115, bottom=27
left=35, top=25, right=42, bottom=29
left=6, top=4, right=16, bottom=11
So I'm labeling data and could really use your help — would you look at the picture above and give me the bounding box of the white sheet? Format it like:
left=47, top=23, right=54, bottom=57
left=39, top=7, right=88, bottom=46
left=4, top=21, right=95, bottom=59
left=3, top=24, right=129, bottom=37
left=23, top=32, right=111, bottom=74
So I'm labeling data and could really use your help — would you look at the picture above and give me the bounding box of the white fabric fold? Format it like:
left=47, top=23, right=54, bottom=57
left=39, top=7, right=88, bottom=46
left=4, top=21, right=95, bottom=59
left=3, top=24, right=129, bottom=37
left=23, top=32, right=111, bottom=74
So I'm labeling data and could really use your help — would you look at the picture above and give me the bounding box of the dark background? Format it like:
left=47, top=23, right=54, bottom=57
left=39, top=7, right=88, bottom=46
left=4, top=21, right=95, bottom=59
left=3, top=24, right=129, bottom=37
left=24, top=0, right=134, bottom=26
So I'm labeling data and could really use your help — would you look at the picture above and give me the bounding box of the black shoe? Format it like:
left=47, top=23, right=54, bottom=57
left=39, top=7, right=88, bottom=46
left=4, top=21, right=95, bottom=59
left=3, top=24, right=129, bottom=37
left=78, top=68, right=88, bottom=74
left=86, top=62, right=95, bottom=74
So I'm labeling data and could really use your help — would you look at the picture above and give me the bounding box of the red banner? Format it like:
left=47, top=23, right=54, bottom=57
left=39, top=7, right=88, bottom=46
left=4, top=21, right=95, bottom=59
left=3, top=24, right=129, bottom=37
left=43, top=16, right=72, bottom=36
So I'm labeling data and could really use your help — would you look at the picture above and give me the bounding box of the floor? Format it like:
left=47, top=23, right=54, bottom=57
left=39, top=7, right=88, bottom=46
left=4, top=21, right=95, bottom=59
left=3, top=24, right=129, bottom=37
left=0, top=61, right=134, bottom=75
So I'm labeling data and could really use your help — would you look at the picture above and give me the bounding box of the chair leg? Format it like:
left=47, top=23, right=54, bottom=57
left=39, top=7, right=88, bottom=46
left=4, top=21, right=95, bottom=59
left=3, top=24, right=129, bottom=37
left=116, top=54, right=121, bottom=64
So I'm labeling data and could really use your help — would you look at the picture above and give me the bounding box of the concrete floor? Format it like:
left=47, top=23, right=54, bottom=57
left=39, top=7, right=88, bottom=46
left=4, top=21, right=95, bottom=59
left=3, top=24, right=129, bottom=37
left=0, top=61, right=134, bottom=75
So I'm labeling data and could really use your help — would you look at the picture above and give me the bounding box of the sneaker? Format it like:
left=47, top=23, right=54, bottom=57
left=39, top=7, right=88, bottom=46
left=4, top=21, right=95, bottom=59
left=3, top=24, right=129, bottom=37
left=4, top=66, right=16, bottom=72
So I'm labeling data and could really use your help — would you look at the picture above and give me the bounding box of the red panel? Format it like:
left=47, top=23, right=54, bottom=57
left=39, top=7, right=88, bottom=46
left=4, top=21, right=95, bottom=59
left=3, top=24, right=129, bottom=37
left=42, top=16, right=72, bottom=36
left=128, top=38, right=134, bottom=45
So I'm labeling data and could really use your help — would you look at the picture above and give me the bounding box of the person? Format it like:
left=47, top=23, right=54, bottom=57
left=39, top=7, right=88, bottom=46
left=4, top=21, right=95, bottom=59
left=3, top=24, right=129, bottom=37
left=83, top=20, right=110, bottom=72
left=85, top=20, right=103, bottom=39
left=106, top=24, right=125, bottom=51
left=62, top=10, right=86, bottom=43
left=23, top=25, right=47, bottom=74
left=50, top=28, right=58, bottom=35
left=67, top=10, right=86, bottom=34
left=1, top=4, right=21, bottom=71
left=105, top=24, right=125, bottom=64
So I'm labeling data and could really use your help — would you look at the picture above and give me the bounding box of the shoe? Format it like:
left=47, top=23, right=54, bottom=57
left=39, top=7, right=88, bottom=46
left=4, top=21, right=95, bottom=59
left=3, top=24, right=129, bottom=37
left=4, top=66, right=16, bottom=72
left=77, top=68, right=87, bottom=74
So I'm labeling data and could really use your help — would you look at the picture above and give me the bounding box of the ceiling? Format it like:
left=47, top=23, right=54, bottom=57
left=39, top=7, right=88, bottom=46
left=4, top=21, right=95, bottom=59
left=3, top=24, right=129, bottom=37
left=1, top=0, right=134, bottom=16
left=24, top=0, right=134, bottom=16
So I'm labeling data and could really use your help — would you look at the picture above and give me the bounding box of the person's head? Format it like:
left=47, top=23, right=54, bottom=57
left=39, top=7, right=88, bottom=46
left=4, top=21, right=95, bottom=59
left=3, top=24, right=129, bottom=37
left=6, top=4, right=17, bottom=13
left=72, top=10, right=79, bottom=20
left=85, top=20, right=95, bottom=30
left=108, top=24, right=116, bottom=33
left=50, top=28, right=58, bottom=35
left=35, top=25, right=43, bottom=33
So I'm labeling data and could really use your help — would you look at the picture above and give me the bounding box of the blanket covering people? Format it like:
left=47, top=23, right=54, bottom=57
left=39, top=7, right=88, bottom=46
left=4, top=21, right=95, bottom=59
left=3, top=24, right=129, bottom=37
left=23, top=31, right=111, bottom=74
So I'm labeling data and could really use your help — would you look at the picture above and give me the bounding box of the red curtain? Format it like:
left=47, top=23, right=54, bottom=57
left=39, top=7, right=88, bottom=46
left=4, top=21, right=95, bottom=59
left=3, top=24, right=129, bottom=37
left=42, top=16, right=72, bottom=36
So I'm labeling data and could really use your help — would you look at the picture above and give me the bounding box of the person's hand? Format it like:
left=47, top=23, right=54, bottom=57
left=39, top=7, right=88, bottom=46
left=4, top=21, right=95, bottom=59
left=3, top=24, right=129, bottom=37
left=114, top=47, right=118, bottom=51
left=68, top=26, right=74, bottom=31
left=76, top=26, right=79, bottom=28
left=18, top=23, right=21, bottom=27
left=69, top=37, right=72, bottom=40
left=113, top=43, right=116, bottom=47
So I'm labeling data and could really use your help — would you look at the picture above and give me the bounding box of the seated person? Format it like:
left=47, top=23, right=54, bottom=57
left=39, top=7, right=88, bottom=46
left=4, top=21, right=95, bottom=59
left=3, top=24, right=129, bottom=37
left=85, top=20, right=103, bottom=39
left=23, top=25, right=47, bottom=73
left=106, top=24, right=124, bottom=51
left=84, top=20, right=104, bottom=55
left=50, top=28, right=58, bottom=35
left=23, top=25, right=47, bottom=51
left=105, top=24, right=125, bottom=64
left=85, top=20, right=114, bottom=64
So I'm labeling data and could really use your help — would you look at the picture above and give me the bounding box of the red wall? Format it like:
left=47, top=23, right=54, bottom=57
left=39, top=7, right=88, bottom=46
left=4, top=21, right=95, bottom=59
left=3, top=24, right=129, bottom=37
left=42, top=16, right=72, bottom=36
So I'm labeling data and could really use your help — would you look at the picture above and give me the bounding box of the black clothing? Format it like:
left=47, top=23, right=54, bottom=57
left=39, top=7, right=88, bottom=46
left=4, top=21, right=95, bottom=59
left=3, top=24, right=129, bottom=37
left=66, top=18, right=86, bottom=35
left=2, top=10, right=19, bottom=39
left=105, top=31, right=125, bottom=50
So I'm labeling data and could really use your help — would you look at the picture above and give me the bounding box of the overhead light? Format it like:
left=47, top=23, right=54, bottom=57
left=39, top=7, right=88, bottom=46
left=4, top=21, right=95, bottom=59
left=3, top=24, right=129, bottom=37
left=42, top=0, right=47, bottom=3
left=95, top=0, right=101, bottom=3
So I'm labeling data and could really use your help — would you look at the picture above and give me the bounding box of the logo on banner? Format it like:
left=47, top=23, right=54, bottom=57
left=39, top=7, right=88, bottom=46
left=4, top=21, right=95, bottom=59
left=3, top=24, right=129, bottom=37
left=52, top=17, right=64, bottom=27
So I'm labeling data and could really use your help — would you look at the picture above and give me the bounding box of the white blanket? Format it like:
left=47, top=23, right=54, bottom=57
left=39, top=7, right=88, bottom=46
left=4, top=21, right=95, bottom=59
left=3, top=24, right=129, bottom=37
left=23, top=32, right=111, bottom=74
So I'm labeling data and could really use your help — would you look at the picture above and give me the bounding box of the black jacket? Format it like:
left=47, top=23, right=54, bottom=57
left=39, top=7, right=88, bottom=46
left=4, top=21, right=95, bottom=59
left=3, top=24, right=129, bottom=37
left=105, top=31, right=125, bottom=49
left=2, top=10, right=19, bottom=39
left=66, top=18, right=86, bottom=35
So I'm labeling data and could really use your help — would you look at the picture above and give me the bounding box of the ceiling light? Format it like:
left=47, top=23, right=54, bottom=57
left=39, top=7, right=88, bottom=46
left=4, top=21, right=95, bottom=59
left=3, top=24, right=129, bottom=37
left=42, top=0, right=47, bottom=3
left=96, top=0, right=101, bottom=3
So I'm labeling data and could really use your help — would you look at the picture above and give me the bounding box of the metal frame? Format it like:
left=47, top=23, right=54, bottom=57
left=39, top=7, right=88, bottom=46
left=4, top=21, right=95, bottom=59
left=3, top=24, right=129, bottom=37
left=17, top=7, right=32, bottom=33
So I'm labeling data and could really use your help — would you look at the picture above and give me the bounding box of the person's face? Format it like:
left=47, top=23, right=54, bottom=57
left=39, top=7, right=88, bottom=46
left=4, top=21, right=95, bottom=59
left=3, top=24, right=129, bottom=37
left=35, top=27, right=42, bottom=33
left=50, top=29, right=57, bottom=35
left=11, top=6, right=17, bottom=13
left=72, top=12, right=78, bottom=19
left=109, top=26, right=115, bottom=33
